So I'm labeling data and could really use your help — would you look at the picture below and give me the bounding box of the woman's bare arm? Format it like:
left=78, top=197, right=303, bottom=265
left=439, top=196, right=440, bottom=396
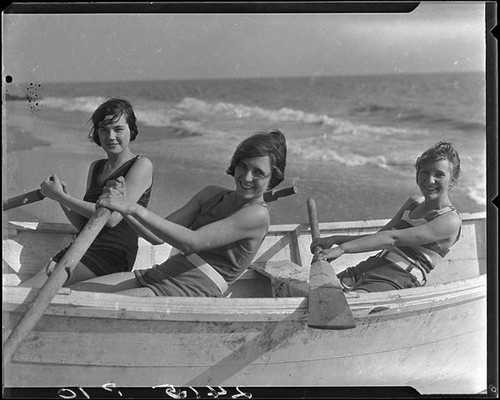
left=317, top=211, right=461, bottom=261
left=99, top=184, right=269, bottom=253
left=49, top=157, right=153, bottom=229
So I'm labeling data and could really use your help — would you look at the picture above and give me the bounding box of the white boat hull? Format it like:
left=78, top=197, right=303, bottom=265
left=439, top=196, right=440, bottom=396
left=2, top=213, right=488, bottom=394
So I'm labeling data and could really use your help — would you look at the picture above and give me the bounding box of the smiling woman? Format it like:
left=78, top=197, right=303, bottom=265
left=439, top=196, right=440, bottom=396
left=233, top=157, right=272, bottom=200
left=69, top=129, right=288, bottom=298
left=227, top=129, right=286, bottom=200
left=19, top=98, right=154, bottom=288
left=310, top=141, right=463, bottom=292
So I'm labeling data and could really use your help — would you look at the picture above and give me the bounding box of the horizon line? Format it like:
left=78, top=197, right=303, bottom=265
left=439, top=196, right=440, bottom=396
left=6, top=70, right=485, bottom=86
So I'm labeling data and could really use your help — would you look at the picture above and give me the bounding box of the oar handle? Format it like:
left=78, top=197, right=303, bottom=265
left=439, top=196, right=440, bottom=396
left=307, top=198, right=322, bottom=256
left=3, top=207, right=111, bottom=367
left=263, top=186, right=298, bottom=203
left=3, top=189, right=45, bottom=211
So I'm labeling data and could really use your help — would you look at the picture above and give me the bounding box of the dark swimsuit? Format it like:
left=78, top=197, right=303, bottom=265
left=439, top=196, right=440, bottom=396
left=52, top=156, right=152, bottom=276
left=134, top=189, right=267, bottom=297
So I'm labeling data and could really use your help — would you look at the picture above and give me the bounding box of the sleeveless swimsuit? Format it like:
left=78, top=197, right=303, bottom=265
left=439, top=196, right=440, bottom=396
left=134, top=189, right=268, bottom=297
left=337, top=197, right=461, bottom=292
left=52, top=156, right=153, bottom=276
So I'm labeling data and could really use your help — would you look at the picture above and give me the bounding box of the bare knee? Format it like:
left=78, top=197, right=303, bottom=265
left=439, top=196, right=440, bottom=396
left=63, top=262, right=98, bottom=287
left=19, top=261, right=97, bottom=288
left=18, top=268, right=49, bottom=288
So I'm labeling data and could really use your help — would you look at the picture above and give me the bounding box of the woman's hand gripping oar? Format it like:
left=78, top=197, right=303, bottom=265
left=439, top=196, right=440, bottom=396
left=306, top=198, right=356, bottom=329
left=3, top=204, right=112, bottom=368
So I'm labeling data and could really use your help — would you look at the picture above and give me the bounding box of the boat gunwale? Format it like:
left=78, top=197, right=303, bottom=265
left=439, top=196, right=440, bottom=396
left=5, top=211, right=487, bottom=235
left=3, top=275, right=486, bottom=323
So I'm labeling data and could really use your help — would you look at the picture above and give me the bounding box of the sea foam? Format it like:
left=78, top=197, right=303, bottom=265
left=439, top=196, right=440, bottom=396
left=175, top=97, right=421, bottom=138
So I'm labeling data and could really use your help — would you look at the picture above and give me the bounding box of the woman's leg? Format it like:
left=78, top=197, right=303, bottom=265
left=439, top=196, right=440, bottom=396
left=18, top=261, right=97, bottom=288
left=67, top=271, right=139, bottom=292
left=115, top=287, right=157, bottom=297
left=64, top=262, right=98, bottom=286
left=18, top=268, right=50, bottom=288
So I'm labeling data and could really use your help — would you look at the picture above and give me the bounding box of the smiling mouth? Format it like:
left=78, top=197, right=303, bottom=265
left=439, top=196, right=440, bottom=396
left=239, top=181, right=254, bottom=190
left=423, top=186, right=439, bottom=193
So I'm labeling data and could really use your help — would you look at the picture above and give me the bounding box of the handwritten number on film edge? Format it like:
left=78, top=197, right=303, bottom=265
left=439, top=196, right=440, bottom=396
left=57, top=384, right=252, bottom=399
left=57, top=387, right=90, bottom=399
left=153, top=384, right=252, bottom=399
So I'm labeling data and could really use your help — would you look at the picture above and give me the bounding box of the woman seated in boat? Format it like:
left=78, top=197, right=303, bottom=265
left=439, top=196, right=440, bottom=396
left=20, top=98, right=154, bottom=288
left=70, top=129, right=287, bottom=297
left=310, top=141, right=462, bottom=292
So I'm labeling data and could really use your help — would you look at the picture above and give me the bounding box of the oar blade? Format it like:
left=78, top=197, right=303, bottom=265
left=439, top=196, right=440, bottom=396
left=306, top=197, right=356, bottom=330
left=263, top=186, right=297, bottom=203
left=3, top=189, right=45, bottom=211
left=308, top=259, right=356, bottom=329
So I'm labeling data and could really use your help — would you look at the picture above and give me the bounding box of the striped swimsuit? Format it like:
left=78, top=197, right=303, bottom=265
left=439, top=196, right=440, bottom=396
left=338, top=197, right=461, bottom=292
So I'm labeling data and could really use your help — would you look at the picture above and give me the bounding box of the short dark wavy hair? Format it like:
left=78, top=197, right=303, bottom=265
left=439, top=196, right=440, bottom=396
left=415, top=141, right=461, bottom=183
left=226, top=129, right=287, bottom=190
left=88, top=98, right=138, bottom=146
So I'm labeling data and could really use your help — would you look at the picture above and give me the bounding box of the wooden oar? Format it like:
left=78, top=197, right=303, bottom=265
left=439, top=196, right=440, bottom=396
left=306, top=198, right=356, bottom=329
left=3, top=207, right=111, bottom=367
left=263, top=186, right=298, bottom=203
left=2, top=189, right=45, bottom=211
left=2, top=185, right=299, bottom=211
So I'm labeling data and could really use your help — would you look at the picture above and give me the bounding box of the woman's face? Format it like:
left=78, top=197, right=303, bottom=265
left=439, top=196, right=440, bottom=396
left=417, top=159, right=455, bottom=200
left=233, top=155, right=273, bottom=201
left=97, top=114, right=131, bottom=154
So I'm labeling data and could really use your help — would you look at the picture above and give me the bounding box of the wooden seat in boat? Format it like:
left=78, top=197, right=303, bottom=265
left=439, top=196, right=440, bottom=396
left=249, top=260, right=309, bottom=297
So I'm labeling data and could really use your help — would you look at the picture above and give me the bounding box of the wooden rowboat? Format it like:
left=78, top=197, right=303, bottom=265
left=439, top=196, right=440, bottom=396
left=2, top=212, right=487, bottom=394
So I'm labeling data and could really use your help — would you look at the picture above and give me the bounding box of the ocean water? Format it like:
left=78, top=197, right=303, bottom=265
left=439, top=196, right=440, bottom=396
left=5, top=72, right=487, bottom=224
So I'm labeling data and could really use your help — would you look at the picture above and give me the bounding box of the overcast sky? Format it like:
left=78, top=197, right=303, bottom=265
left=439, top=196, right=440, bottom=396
left=2, top=2, right=486, bottom=83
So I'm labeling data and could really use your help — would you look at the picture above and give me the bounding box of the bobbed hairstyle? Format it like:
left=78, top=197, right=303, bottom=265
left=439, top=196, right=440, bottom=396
left=88, top=98, right=138, bottom=146
left=415, top=141, right=461, bottom=184
left=226, top=129, right=287, bottom=190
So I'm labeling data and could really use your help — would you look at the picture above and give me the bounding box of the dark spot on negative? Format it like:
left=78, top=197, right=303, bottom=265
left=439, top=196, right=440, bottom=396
left=25, top=82, right=43, bottom=115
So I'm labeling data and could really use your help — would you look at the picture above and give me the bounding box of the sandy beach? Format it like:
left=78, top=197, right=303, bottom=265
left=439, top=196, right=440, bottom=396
left=3, top=100, right=485, bottom=227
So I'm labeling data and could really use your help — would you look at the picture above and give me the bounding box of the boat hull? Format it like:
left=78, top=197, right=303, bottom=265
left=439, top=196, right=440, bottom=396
left=3, top=275, right=486, bottom=394
left=3, top=213, right=488, bottom=394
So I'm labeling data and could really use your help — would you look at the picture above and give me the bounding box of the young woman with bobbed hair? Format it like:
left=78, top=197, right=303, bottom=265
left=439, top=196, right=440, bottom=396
left=21, top=98, right=153, bottom=288
left=72, top=129, right=287, bottom=298
left=311, top=141, right=462, bottom=292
